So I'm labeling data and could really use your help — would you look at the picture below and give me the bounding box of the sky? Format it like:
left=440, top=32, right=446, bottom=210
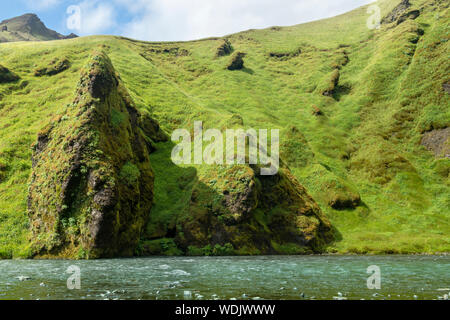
left=0, top=0, right=374, bottom=41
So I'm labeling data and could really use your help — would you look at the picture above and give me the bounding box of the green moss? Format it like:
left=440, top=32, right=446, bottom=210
left=111, top=109, right=126, bottom=128
left=120, top=162, right=141, bottom=185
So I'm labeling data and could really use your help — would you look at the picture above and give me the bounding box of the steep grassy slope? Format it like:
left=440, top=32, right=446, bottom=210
left=0, top=0, right=448, bottom=258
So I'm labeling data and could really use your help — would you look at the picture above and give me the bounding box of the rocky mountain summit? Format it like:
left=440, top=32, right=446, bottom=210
left=0, top=13, right=77, bottom=43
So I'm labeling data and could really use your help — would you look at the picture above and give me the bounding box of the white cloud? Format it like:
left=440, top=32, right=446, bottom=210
left=114, top=0, right=374, bottom=41
left=75, top=1, right=117, bottom=35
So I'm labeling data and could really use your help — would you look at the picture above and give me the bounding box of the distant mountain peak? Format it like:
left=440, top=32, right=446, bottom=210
left=0, top=13, right=78, bottom=43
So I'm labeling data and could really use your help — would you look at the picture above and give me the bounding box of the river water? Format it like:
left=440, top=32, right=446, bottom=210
left=0, top=255, right=448, bottom=300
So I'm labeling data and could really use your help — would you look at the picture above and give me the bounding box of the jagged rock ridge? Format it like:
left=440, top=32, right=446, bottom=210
left=0, top=13, right=78, bottom=43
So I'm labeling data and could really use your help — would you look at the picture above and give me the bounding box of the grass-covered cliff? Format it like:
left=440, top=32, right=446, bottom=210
left=0, top=0, right=449, bottom=258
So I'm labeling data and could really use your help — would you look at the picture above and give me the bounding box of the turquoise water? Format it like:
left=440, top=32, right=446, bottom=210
left=0, top=255, right=448, bottom=300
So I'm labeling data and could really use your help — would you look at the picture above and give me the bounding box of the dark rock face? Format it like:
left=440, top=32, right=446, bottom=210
left=397, top=10, right=421, bottom=25
left=381, top=0, right=420, bottom=25
left=227, top=52, right=246, bottom=70
left=28, top=50, right=165, bottom=258
left=421, top=127, right=450, bottom=159
left=176, top=164, right=334, bottom=254
left=382, top=0, right=411, bottom=24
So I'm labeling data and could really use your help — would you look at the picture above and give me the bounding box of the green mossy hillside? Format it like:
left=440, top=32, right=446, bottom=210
left=0, top=0, right=449, bottom=258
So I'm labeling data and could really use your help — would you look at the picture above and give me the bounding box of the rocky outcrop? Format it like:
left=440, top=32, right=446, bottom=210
left=28, top=50, right=165, bottom=258
left=443, top=82, right=450, bottom=94
left=421, top=127, right=450, bottom=159
left=176, top=164, right=334, bottom=255
left=382, top=0, right=411, bottom=24
left=382, top=0, right=421, bottom=25
left=397, top=10, right=420, bottom=25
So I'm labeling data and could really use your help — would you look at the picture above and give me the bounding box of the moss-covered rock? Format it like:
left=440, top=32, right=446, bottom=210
left=302, top=164, right=362, bottom=210
left=34, top=57, right=70, bottom=77
left=216, top=39, right=233, bottom=57
left=382, top=0, right=411, bottom=24
left=0, top=64, right=20, bottom=83
left=421, top=127, right=450, bottom=159
left=139, top=110, right=169, bottom=143
left=27, top=50, right=162, bottom=258
left=268, top=47, right=302, bottom=60
left=319, top=69, right=340, bottom=97
left=227, top=52, right=246, bottom=70
left=175, top=164, right=334, bottom=254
